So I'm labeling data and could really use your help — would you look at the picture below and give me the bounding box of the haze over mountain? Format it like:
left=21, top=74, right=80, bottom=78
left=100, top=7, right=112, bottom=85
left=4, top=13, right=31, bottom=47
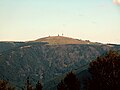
left=0, top=36, right=120, bottom=90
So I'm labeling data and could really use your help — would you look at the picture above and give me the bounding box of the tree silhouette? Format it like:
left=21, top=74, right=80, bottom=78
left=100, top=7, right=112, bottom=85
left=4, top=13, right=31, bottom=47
left=85, top=51, right=120, bottom=90
left=26, top=77, right=33, bottom=90
left=36, top=81, right=42, bottom=90
left=57, top=80, right=66, bottom=90
left=57, top=72, right=80, bottom=90
left=0, top=80, right=15, bottom=90
left=25, top=77, right=43, bottom=90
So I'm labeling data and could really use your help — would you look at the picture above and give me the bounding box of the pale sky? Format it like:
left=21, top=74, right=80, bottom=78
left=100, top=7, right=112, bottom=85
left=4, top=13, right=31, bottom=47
left=0, top=0, right=120, bottom=44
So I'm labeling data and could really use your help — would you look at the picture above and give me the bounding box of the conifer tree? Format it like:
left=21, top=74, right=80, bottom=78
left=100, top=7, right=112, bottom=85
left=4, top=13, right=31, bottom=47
left=0, top=80, right=15, bottom=90
left=85, top=51, right=120, bottom=90
left=57, top=80, right=66, bottom=90
left=57, top=72, right=80, bottom=90
left=26, top=77, right=33, bottom=90
left=36, top=81, right=42, bottom=90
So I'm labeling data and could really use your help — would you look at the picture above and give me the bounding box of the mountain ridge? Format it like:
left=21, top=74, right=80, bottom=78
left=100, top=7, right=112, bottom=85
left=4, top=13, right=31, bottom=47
left=34, top=36, right=93, bottom=45
left=0, top=36, right=120, bottom=90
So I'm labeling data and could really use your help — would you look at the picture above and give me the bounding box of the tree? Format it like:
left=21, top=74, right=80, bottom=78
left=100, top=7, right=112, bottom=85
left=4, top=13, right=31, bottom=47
left=36, top=81, right=42, bottom=90
left=57, top=72, right=80, bottom=90
left=0, top=80, right=15, bottom=90
left=85, top=51, right=120, bottom=90
left=57, top=80, right=66, bottom=90
left=26, top=77, right=33, bottom=90
left=25, top=77, right=42, bottom=90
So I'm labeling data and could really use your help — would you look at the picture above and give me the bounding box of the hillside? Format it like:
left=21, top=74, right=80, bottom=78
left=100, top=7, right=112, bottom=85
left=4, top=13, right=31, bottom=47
left=0, top=37, right=120, bottom=90
left=34, top=36, right=93, bottom=45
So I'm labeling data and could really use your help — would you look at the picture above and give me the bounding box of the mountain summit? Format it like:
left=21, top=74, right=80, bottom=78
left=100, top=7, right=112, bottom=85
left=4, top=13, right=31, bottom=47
left=35, top=36, right=92, bottom=45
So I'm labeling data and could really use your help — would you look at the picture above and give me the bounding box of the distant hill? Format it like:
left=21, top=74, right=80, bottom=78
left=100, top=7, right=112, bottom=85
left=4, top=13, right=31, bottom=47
left=34, top=36, right=93, bottom=45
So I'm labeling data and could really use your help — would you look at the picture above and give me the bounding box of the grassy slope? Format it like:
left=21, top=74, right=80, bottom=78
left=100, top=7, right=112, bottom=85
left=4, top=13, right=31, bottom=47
left=35, top=36, right=93, bottom=45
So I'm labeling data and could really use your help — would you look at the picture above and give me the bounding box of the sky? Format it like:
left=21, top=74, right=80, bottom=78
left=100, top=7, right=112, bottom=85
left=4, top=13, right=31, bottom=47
left=0, top=0, right=120, bottom=44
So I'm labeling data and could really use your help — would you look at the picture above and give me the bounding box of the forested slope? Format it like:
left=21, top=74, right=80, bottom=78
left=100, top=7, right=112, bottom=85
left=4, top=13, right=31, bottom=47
left=0, top=40, right=120, bottom=90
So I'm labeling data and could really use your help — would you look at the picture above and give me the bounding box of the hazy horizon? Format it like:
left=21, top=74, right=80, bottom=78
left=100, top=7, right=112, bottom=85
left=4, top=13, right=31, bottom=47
left=0, top=0, right=120, bottom=44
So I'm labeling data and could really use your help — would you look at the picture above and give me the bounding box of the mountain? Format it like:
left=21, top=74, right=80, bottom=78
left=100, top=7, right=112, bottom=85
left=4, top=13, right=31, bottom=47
left=34, top=36, right=93, bottom=45
left=0, top=36, right=120, bottom=90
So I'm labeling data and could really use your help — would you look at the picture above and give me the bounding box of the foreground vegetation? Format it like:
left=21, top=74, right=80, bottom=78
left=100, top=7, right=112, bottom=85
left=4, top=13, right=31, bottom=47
left=84, top=51, right=120, bottom=90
